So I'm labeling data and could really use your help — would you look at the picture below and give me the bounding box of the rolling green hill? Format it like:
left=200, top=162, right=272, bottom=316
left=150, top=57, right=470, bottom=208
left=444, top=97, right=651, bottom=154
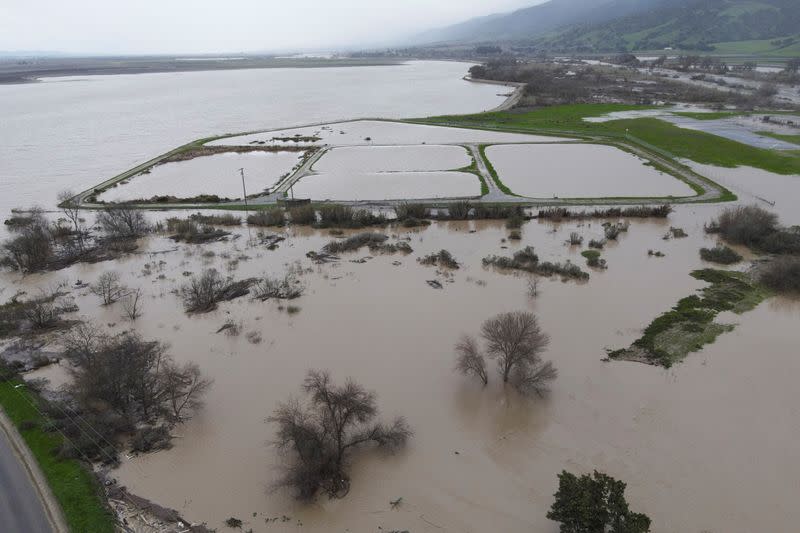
left=419, top=0, right=800, bottom=56
left=531, top=0, right=800, bottom=53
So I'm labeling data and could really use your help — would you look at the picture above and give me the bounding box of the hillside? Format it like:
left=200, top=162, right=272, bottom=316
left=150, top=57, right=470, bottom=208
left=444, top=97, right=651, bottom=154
left=534, top=0, right=800, bottom=52
left=416, top=0, right=668, bottom=44
left=418, top=0, right=800, bottom=55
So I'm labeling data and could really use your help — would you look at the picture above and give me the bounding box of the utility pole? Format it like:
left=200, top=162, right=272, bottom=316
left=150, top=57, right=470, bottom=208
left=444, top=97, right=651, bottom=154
left=239, top=168, right=252, bottom=244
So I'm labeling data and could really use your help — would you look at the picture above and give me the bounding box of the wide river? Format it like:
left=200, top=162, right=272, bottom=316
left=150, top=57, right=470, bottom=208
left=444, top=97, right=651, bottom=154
left=0, top=60, right=505, bottom=216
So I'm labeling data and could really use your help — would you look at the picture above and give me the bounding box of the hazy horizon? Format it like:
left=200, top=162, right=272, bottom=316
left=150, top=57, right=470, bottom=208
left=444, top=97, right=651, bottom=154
left=0, top=0, right=542, bottom=55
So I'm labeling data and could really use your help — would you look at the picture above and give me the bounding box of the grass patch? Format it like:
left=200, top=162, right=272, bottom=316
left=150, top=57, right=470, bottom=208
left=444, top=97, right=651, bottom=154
left=0, top=380, right=115, bottom=532
left=671, top=111, right=743, bottom=120
left=478, top=144, right=515, bottom=196
left=757, top=131, right=800, bottom=146
left=422, top=104, right=800, bottom=176
left=608, top=269, right=770, bottom=367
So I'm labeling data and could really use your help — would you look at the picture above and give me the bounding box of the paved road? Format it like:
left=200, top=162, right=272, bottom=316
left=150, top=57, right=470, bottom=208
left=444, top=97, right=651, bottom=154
left=0, top=422, right=53, bottom=533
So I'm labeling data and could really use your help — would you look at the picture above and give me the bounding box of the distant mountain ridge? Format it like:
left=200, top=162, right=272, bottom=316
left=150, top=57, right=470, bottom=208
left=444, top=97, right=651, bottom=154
left=418, top=0, right=800, bottom=53
left=417, top=0, right=667, bottom=44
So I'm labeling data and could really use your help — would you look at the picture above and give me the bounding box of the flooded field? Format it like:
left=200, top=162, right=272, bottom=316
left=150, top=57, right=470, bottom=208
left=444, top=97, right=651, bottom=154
left=485, top=144, right=696, bottom=198
left=686, top=162, right=800, bottom=225
left=585, top=107, right=800, bottom=150
left=313, top=145, right=471, bottom=172
left=98, top=151, right=304, bottom=202
left=211, top=119, right=566, bottom=147
left=292, top=145, right=478, bottom=200
left=4, top=205, right=800, bottom=533
left=292, top=171, right=480, bottom=200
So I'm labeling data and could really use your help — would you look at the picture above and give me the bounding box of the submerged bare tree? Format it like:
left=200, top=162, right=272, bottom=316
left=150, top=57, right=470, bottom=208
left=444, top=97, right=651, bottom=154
left=22, top=287, right=68, bottom=329
left=63, top=325, right=211, bottom=424
left=269, top=370, right=411, bottom=501
left=121, top=288, right=144, bottom=320
left=1, top=212, right=52, bottom=272
left=91, top=271, right=125, bottom=305
left=163, top=361, right=213, bottom=422
left=96, top=206, right=151, bottom=238
left=455, top=335, right=488, bottom=385
left=57, top=190, right=84, bottom=234
left=454, top=311, right=556, bottom=396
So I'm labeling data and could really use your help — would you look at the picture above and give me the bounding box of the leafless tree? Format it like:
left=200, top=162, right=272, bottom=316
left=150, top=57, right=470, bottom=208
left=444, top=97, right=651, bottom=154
left=57, top=190, right=82, bottom=233
left=180, top=269, right=252, bottom=313
left=481, top=311, right=556, bottom=393
left=22, top=289, right=64, bottom=329
left=96, top=206, right=151, bottom=238
left=163, top=361, right=212, bottom=422
left=527, top=276, right=539, bottom=298
left=454, top=335, right=488, bottom=385
left=121, top=288, right=143, bottom=320
left=509, top=360, right=558, bottom=397
left=2, top=220, right=53, bottom=272
left=91, top=271, right=125, bottom=305
left=180, top=269, right=226, bottom=312
left=268, top=370, right=411, bottom=501
left=64, top=328, right=210, bottom=424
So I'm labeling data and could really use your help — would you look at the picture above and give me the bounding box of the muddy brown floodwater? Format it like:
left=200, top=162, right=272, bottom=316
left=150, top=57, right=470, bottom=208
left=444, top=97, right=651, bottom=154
left=3, top=205, right=799, bottom=533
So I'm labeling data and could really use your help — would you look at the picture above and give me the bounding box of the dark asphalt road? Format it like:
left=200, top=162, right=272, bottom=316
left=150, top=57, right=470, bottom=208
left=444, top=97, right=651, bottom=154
left=0, top=428, right=52, bottom=533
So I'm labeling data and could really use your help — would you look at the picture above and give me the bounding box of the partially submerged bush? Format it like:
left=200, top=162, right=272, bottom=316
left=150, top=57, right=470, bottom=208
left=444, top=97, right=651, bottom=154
left=269, top=370, right=411, bottom=500
left=706, top=205, right=800, bottom=254
left=394, top=202, right=429, bottom=221
left=588, top=239, right=605, bottom=249
left=248, top=209, right=285, bottom=227
left=700, top=245, right=742, bottom=265
left=289, top=204, right=317, bottom=225
left=603, top=222, right=628, bottom=240
left=473, top=205, right=522, bottom=220
left=2, top=223, right=52, bottom=271
left=538, top=205, right=672, bottom=220
left=506, top=213, right=524, bottom=229
left=759, top=256, right=800, bottom=294
left=419, top=249, right=459, bottom=269
left=322, top=232, right=388, bottom=254
left=581, top=250, right=606, bottom=268
left=317, top=204, right=385, bottom=228
left=253, top=273, right=305, bottom=300
left=180, top=269, right=253, bottom=312
left=189, top=213, right=241, bottom=226
left=167, top=218, right=230, bottom=243
left=447, top=200, right=472, bottom=220
left=483, top=246, right=590, bottom=281
left=568, top=232, right=583, bottom=245
left=705, top=205, right=778, bottom=246
left=97, top=206, right=151, bottom=238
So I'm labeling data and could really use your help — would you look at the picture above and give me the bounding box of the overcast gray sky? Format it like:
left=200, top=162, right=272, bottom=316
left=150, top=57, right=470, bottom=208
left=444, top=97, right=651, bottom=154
left=1, top=0, right=541, bottom=55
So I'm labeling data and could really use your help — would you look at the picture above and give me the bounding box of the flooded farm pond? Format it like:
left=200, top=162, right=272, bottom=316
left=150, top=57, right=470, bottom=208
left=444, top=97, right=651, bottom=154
left=486, top=143, right=697, bottom=198
left=4, top=205, right=799, bottom=532
left=98, top=151, right=304, bottom=202
left=293, top=145, right=480, bottom=200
